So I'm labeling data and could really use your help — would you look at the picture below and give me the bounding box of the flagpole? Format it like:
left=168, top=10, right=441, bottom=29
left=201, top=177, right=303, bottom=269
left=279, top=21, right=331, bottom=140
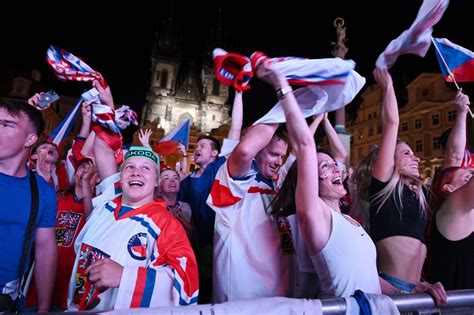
left=431, top=37, right=474, bottom=118
left=431, top=37, right=460, bottom=89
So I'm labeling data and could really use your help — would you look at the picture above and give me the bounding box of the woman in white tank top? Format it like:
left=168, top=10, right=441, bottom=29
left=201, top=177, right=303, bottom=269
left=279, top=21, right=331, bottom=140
left=256, top=61, right=382, bottom=298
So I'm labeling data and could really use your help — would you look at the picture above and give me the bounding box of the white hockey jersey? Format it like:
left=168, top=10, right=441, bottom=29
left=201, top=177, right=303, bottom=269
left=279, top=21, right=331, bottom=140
left=207, top=158, right=318, bottom=303
left=67, top=173, right=199, bottom=311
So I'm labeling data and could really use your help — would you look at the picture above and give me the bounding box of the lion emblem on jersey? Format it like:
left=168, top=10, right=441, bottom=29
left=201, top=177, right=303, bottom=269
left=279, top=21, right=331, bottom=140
left=127, top=233, right=149, bottom=261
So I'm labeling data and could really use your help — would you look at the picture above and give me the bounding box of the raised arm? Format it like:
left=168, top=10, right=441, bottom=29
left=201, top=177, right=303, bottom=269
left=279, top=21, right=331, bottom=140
left=256, top=61, right=330, bottom=254
left=227, top=122, right=278, bottom=177
left=78, top=102, right=92, bottom=138
left=322, top=113, right=348, bottom=165
left=91, top=81, right=119, bottom=180
left=309, top=113, right=324, bottom=135
left=372, top=68, right=399, bottom=182
left=177, top=143, right=188, bottom=179
left=138, top=128, right=153, bottom=147
left=442, top=90, right=470, bottom=168
left=93, top=80, right=114, bottom=109
left=277, top=114, right=322, bottom=188
left=227, top=91, right=243, bottom=141
left=93, top=134, right=119, bottom=181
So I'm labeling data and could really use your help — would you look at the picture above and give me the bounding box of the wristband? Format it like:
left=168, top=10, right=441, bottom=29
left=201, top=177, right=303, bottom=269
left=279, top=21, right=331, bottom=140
left=276, top=86, right=293, bottom=100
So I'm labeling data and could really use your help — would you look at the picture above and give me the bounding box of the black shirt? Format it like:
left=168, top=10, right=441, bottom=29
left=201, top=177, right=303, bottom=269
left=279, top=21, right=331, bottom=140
left=369, top=177, right=426, bottom=243
left=430, top=216, right=474, bottom=290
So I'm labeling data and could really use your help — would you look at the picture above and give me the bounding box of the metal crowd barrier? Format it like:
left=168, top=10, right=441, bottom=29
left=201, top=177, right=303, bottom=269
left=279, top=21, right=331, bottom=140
left=20, top=289, right=474, bottom=314
left=321, top=289, right=474, bottom=314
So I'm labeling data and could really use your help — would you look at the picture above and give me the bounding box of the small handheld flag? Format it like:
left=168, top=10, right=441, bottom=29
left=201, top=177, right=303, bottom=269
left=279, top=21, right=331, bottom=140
left=48, top=97, right=82, bottom=152
left=432, top=37, right=474, bottom=117
left=153, top=119, right=191, bottom=155
left=432, top=38, right=474, bottom=84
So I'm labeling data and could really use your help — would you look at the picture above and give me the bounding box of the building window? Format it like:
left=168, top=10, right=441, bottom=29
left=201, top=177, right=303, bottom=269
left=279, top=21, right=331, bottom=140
left=165, top=104, right=171, bottom=120
left=155, top=71, right=160, bottom=81
left=157, top=117, right=161, bottom=126
left=414, top=118, right=422, bottom=129
left=415, top=139, right=423, bottom=152
left=212, top=78, right=220, bottom=95
left=368, top=126, right=374, bottom=137
left=212, top=114, right=216, bottom=121
left=358, top=129, right=363, bottom=139
left=432, top=137, right=441, bottom=150
left=401, top=122, right=408, bottom=132
left=447, top=110, right=456, bottom=122
left=373, top=112, right=378, bottom=118
left=368, top=113, right=372, bottom=120
left=377, top=124, right=382, bottom=134
left=431, top=114, right=439, bottom=126
left=160, top=70, right=168, bottom=88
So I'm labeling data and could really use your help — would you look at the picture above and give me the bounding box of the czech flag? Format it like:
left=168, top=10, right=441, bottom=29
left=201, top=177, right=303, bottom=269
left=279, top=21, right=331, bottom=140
left=153, top=119, right=191, bottom=155
left=48, top=97, right=82, bottom=152
left=433, top=38, right=474, bottom=82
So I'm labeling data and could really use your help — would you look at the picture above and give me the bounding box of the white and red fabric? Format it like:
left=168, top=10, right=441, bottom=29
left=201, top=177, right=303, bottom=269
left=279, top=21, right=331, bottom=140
left=251, top=54, right=365, bottom=124
left=114, top=105, right=138, bottom=130
left=91, top=104, right=124, bottom=165
left=376, top=0, right=449, bottom=69
left=82, top=87, right=137, bottom=165
left=212, top=48, right=253, bottom=92
left=46, top=45, right=108, bottom=88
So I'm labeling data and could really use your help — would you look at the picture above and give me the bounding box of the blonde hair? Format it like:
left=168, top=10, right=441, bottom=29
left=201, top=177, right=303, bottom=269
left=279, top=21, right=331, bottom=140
left=354, top=142, right=428, bottom=226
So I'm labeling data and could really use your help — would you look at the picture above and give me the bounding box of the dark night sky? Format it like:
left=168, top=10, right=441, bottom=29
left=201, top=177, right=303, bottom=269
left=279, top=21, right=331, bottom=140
left=0, top=1, right=472, bottom=127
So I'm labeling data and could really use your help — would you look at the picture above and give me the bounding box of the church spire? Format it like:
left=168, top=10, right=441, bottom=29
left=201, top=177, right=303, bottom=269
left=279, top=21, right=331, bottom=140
left=153, top=3, right=181, bottom=58
left=203, top=8, right=227, bottom=66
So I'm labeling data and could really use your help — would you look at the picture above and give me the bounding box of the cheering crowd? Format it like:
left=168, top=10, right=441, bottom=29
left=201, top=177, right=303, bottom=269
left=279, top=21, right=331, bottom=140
left=0, top=0, right=473, bottom=313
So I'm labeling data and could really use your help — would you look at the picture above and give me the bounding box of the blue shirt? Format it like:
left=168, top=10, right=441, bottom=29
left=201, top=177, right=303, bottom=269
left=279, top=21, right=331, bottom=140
left=0, top=168, right=57, bottom=293
left=179, top=156, right=226, bottom=247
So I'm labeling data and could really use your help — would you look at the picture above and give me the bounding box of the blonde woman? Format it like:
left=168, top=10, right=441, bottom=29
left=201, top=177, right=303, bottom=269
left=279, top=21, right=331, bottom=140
left=358, top=68, right=446, bottom=305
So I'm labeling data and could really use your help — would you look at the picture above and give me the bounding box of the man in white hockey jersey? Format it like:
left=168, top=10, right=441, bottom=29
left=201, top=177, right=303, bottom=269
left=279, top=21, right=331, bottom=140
left=67, top=81, right=199, bottom=311
left=207, top=56, right=324, bottom=303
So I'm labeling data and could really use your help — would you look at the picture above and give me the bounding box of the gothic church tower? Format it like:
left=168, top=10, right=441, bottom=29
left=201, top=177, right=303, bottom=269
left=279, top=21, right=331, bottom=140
left=142, top=10, right=230, bottom=134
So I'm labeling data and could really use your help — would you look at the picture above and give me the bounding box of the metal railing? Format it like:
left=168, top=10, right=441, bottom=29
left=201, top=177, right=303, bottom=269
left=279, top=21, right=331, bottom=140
left=321, top=289, right=474, bottom=314
left=22, top=290, right=474, bottom=314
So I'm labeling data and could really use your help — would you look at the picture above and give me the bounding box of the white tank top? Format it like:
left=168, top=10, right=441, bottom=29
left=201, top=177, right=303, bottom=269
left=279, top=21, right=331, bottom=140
left=311, top=208, right=381, bottom=298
